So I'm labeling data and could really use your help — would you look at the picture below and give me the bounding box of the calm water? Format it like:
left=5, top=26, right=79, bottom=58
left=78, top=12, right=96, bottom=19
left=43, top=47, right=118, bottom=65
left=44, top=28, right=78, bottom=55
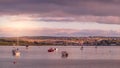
left=0, top=46, right=120, bottom=68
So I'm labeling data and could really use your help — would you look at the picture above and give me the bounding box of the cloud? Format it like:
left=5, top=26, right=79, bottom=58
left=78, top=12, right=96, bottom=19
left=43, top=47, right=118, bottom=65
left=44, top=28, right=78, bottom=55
left=0, top=0, right=120, bottom=15
left=37, top=16, right=120, bottom=24
left=0, top=0, right=120, bottom=24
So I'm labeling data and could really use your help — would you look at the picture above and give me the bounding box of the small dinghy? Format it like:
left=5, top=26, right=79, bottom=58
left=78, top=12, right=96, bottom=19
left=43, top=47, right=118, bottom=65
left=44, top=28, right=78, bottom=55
left=48, top=48, right=58, bottom=52
left=61, top=51, right=69, bottom=58
left=12, top=48, right=21, bottom=57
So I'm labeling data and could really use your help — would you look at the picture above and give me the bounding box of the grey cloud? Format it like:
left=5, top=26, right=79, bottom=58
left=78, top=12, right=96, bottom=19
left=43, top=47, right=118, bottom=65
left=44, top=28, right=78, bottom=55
left=37, top=17, right=75, bottom=22
left=1, top=0, right=120, bottom=16
left=0, top=0, right=120, bottom=24
left=34, top=16, right=120, bottom=24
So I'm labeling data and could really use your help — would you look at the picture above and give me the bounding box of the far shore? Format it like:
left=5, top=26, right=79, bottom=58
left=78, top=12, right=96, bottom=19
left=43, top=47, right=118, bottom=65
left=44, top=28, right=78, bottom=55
left=0, top=45, right=120, bottom=46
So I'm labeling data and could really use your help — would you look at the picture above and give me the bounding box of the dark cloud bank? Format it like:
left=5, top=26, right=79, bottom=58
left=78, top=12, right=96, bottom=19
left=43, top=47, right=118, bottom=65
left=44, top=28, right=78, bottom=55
left=0, top=0, right=120, bottom=24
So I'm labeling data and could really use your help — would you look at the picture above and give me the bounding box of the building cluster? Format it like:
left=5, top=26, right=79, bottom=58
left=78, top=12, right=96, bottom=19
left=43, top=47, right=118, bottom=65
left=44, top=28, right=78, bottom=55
left=0, top=36, right=120, bottom=46
left=19, top=37, right=120, bottom=46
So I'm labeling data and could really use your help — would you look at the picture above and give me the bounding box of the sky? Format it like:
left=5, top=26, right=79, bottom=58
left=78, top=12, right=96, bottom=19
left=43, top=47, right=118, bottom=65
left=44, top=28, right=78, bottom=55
left=0, top=0, right=120, bottom=37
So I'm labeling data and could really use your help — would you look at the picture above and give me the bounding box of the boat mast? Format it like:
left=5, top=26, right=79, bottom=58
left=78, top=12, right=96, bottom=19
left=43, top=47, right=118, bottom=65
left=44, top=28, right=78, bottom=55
left=17, top=36, right=19, bottom=46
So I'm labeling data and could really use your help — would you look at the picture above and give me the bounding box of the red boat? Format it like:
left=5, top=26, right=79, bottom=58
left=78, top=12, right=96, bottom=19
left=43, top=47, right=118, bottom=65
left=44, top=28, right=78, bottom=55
left=48, top=48, right=58, bottom=52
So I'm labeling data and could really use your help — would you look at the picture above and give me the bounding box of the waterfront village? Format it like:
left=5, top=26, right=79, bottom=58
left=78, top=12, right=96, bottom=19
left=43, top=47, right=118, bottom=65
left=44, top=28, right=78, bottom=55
left=0, top=36, right=120, bottom=46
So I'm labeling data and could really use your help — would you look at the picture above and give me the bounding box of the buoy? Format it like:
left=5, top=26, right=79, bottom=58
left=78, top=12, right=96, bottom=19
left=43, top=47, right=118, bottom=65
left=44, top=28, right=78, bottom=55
left=54, top=48, right=58, bottom=51
left=13, top=61, right=17, bottom=64
left=26, top=45, right=29, bottom=49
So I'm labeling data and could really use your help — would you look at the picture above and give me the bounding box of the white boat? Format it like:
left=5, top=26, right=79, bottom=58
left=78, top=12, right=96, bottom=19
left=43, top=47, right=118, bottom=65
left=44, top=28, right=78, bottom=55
left=12, top=48, right=21, bottom=57
left=15, top=51, right=21, bottom=57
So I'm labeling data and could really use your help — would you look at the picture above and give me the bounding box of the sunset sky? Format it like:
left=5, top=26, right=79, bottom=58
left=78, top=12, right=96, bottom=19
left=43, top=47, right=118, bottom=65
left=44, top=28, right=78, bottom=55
left=0, top=0, right=120, bottom=37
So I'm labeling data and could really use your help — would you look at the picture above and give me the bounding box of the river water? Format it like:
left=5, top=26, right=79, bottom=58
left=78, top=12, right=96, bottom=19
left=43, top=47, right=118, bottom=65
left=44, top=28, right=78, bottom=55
left=0, top=46, right=120, bottom=68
